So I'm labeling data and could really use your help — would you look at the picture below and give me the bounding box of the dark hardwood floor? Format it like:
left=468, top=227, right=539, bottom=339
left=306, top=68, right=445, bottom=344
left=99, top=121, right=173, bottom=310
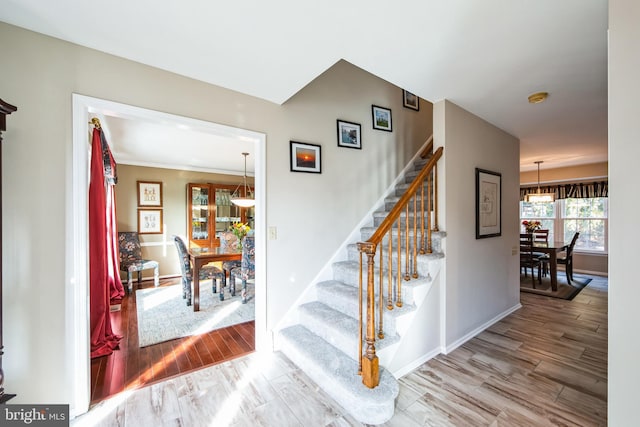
left=90, top=277, right=255, bottom=404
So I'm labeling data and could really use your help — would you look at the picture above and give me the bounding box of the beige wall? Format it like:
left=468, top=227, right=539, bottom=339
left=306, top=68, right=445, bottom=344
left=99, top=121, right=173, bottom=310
left=519, top=161, right=608, bottom=185
left=116, top=164, right=252, bottom=279
left=0, top=22, right=431, bottom=407
left=435, top=100, right=521, bottom=346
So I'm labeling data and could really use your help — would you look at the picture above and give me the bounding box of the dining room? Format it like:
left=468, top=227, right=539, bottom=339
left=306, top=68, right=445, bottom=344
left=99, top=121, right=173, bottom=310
left=87, top=108, right=261, bottom=404
left=518, top=160, right=608, bottom=300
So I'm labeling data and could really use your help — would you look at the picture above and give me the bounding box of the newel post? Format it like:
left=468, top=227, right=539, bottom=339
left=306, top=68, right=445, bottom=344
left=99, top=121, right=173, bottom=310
left=357, top=241, right=380, bottom=388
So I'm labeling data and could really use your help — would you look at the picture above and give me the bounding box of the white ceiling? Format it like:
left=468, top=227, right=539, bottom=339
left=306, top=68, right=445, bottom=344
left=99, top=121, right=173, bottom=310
left=0, top=0, right=608, bottom=173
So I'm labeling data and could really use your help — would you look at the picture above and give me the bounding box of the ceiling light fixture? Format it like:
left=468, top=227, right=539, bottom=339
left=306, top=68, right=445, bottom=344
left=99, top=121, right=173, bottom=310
left=525, top=161, right=555, bottom=203
left=528, top=92, right=548, bottom=104
left=230, top=152, right=255, bottom=208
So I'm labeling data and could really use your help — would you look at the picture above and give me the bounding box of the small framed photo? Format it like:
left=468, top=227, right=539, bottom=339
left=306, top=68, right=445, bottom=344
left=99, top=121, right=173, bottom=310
left=475, top=168, right=502, bottom=239
left=138, top=209, right=163, bottom=234
left=403, top=90, right=420, bottom=111
left=337, top=120, right=362, bottom=149
left=137, top=181, right=163, bottom=207
left=372, top=105, right=392, bottom=132
left=290, top=141, right=321, bottom=174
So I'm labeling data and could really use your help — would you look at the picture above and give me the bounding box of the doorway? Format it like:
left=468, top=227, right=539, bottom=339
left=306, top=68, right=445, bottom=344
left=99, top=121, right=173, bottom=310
left=69, top=94, right=267, bottom=417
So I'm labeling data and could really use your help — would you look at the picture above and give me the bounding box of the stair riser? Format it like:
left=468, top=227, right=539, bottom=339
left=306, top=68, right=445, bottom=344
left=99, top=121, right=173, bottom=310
left=384, top=199, right=434, bottom=211
left=394, top=183, right=430, bottom=197
left=347, top=239, right=440, bottom=266
left=359, top=230, right=444, bottom=253
left=298, top=307, right=360, bottom=361
left=332, top=264, right=417, bottom=303
left=373, top=216, right=432, bottom=228
left=314, top=288, right=401, bottom=337
left=278, top=326, right=398, bottom=425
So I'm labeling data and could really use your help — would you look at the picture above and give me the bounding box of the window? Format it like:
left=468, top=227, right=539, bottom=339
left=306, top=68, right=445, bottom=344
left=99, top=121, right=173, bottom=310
left=562, top=198, right=607, bottom=252
left=520, top=197, right=608, bottom=253
left=520, top=200, right=556, bottom=242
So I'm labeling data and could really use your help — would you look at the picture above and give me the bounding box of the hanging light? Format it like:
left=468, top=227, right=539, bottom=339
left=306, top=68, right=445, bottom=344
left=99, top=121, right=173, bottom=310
left=230, top=152, right=255, bottom=207
left=525, top=161, right=555, bottom=203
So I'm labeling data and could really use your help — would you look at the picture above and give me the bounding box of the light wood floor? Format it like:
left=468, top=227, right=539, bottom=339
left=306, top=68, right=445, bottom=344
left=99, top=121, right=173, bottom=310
left=77, top=275, right=607, bottom=426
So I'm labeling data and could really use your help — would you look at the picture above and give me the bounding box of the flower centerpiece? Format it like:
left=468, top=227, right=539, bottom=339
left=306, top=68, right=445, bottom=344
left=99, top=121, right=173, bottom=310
left=522, top=220, right=542, bottom=233
left=231, top=222, right=251, bottom=249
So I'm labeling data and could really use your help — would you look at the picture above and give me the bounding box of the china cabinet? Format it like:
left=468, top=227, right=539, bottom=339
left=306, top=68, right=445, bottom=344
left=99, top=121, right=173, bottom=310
left=187, top=183, right=254, bottom=248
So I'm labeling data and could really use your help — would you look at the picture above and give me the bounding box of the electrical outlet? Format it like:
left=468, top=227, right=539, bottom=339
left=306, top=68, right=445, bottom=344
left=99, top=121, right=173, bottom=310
left=268, top=226, right=277, bottom=240
left=512, top=246, right=518, bottom=256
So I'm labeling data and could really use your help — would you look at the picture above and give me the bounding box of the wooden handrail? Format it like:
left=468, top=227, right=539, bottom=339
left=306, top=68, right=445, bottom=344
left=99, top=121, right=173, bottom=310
left=419, top=135, right=434, bottom=159
left=367, top=147, right=443, bottom=245
left=357, top=144, right=443, bottom=388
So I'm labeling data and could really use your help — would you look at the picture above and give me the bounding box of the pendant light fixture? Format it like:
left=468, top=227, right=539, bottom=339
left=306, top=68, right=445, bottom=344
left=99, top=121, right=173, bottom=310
left=525, top=160, right=555, bottom=203
left=230, top=152, right=255, bottom=208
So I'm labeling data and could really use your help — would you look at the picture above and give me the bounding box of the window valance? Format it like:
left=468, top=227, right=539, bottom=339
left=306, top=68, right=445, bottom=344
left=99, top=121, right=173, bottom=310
left=520, top=181, right=608, bottom=201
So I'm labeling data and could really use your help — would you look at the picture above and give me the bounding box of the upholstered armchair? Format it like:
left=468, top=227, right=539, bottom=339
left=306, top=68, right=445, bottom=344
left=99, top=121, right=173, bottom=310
left=173, top=235, right=225, bottom=306
left=219, top=231, right=242, bottom=288
left=118, top=231, right=159, bottom=293
left=230, top=236, right=255, bottom=304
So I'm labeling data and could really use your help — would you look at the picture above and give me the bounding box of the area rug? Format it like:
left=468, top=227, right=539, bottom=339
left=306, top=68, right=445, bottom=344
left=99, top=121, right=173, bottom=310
left=136, top=280, right=255, bottom=347
left=520, top=272, right=592, bottom=300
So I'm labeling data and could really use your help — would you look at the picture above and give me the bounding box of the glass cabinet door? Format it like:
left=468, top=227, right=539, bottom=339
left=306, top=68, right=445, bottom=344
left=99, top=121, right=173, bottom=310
left=190, top=185, right=210, bottom=244
left=215, top=188, right=242, bottom=238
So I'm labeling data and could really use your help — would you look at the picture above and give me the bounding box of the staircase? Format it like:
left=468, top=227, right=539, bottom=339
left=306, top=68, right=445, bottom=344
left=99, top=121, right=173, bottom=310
left=277, top=152, right=445, bottom=425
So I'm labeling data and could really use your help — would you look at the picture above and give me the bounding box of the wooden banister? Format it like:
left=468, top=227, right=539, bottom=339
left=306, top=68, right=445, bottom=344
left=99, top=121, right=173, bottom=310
left=367, top=147, right=443, bottom=244
left=357, top=144, right=443, bottom=388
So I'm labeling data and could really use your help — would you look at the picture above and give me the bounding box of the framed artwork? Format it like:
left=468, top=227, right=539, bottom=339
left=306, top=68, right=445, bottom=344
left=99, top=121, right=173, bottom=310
left=475, top=168, right=502, bottom=239
left=372, top=105, right=392, bottom=132
left=290, top=141, right=321, bottom=174
left=337, top=119, right=362, bottom=149
left=403, top=90, right=420, bottom=111
left=137, top=181, right=163, bottom=207
left=138, top=209, right=163, bottom=234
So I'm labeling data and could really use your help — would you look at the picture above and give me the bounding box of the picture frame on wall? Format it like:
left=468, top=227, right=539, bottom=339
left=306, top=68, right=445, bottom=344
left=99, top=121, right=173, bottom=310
left=137, top=180, right=163, bottom=207
left=138, top=209, right=163, bottom=234
left=336, top=119, right=362, bottom=149
left=403, top=90, right=420, bottom=111
left=475, top=168, right=502, bottom=239
left=372, top=105, right=392, bottom=132
left=290, top=141, right=321, bottom=173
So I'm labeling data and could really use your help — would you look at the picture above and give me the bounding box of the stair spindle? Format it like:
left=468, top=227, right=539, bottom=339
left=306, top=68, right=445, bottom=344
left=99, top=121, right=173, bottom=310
left=378, top=249, right=384, bottom=339
left=355, top=144, right=443, bottom=389
left=412, top=195, right=418, bottom=278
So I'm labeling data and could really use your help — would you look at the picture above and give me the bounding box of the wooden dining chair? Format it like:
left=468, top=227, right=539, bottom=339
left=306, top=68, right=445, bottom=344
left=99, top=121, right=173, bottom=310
left=558, top=232, right=580, bottom=285
left=532, top=229, right=550, bottom=276
left=520, top=233, right=542, bottom=288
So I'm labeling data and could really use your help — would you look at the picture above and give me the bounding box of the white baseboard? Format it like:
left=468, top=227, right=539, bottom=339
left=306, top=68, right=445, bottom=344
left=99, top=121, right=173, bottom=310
left=443, top=303, right=522, bottom=354
left=391, top=347, right=442, bottom=379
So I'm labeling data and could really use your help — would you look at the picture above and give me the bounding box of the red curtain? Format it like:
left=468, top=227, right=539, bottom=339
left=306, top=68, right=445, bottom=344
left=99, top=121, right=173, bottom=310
left=89, top=127, right=125, bottom=359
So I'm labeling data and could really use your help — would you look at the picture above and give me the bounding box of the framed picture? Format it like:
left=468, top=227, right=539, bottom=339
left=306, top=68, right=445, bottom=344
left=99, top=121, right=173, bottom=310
left=290, top=141, right=321, bottom=174
left=475, top=168, right=502, bottom=239
left=138, top=209, right=163, bottom=234
left=137, top=181, right=163, bottom=207
left=372, top=105, right=392, bottom=132
left=337, top=120, right=362, bottom=149
left=403, top=90, right=420, bottom=111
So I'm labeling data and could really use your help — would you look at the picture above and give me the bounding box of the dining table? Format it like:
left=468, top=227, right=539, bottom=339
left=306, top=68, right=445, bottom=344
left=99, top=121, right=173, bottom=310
left=187, top=246, right=242, bottom=311
left=532, top=238, right=570, bottom=291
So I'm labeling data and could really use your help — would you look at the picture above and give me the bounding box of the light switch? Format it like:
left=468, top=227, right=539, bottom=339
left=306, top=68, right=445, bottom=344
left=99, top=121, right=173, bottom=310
left=268, top=226, right=277, bottom=240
